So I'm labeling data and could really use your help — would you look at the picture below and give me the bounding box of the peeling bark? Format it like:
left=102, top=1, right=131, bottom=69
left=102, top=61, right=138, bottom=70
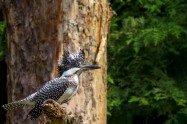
left=3, top=0, right=111, bottom=123
left=42, top=99, right=77, bottom=124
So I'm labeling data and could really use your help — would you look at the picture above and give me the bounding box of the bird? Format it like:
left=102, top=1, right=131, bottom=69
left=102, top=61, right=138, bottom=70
left=2, top=65, right=100, bottom=119
left=58, top=49, right=85, bottom=76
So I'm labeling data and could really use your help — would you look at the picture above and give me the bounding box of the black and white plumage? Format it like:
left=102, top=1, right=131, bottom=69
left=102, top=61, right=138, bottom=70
left=2, top=92, right=36, bottom=110
left=27, top=74, right=79, bottom=119
left=2, top=65, right=100, bottom=119
left=58, top=49, right=85, bottom=76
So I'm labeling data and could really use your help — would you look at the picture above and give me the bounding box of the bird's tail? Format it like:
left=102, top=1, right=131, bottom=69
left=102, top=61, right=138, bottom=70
left=2, top=101, right=26, bottom=110
left=2, top=92, right=37, bottom=110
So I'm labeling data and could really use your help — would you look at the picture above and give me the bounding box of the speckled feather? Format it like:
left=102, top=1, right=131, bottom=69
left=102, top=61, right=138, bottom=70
left=28, top=76, right=78, bottom=119
left=3, top=76, right=78, bottom=120
left=2, top=92, right=37, bottom=110
left=58, top=49, right=85, bottom=76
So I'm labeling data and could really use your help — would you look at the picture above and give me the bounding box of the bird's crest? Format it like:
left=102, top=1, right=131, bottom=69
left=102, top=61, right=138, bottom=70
left=58, top=49, right=85, bottom=76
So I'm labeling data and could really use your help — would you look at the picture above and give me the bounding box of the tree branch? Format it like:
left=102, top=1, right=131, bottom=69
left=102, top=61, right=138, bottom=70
left=42, top=99, right=76, bottom=124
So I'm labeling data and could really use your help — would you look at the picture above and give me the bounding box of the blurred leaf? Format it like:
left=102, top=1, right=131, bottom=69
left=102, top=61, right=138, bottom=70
left=0, top=21, right=5, bottom=60
left=107, top=75, right=115, bottom=84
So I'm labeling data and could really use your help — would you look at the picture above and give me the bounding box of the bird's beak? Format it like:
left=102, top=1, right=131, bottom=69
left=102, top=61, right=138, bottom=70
left=80, top=65, right=101, bottom=70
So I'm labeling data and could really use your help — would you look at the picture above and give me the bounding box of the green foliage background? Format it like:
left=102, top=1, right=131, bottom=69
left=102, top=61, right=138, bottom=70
left=0, top=20, right=5, bottom=60
left=107, top=0, right=187, bottom=124
left=0, top=3, right=5, bottom=61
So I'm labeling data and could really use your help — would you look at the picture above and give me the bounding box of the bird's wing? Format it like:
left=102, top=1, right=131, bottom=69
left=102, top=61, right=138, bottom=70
left=29, top=77, right=71, bottom=119
left=33, top=77, right=70, bottom=101
left=58, top=49, right=85, bottom=76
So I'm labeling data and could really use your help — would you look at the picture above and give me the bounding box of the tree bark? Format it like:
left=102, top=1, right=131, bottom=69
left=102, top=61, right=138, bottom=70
left=3, top=0, right=111, bottom=123
left=42, top=99, right=77, bottom=124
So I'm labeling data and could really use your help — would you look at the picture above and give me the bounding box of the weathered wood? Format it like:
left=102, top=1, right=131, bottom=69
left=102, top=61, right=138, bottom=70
left=3, top=0, right=111, bottom=123
left=42, top=99, right=77, bottom=124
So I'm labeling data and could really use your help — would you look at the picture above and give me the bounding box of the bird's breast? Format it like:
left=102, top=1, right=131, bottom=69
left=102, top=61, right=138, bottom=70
left=57, top=85, right=78, bottom=103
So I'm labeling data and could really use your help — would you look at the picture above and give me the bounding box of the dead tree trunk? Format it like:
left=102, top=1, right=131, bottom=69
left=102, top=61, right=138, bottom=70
left=3, top=0, right=111, bottom=123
